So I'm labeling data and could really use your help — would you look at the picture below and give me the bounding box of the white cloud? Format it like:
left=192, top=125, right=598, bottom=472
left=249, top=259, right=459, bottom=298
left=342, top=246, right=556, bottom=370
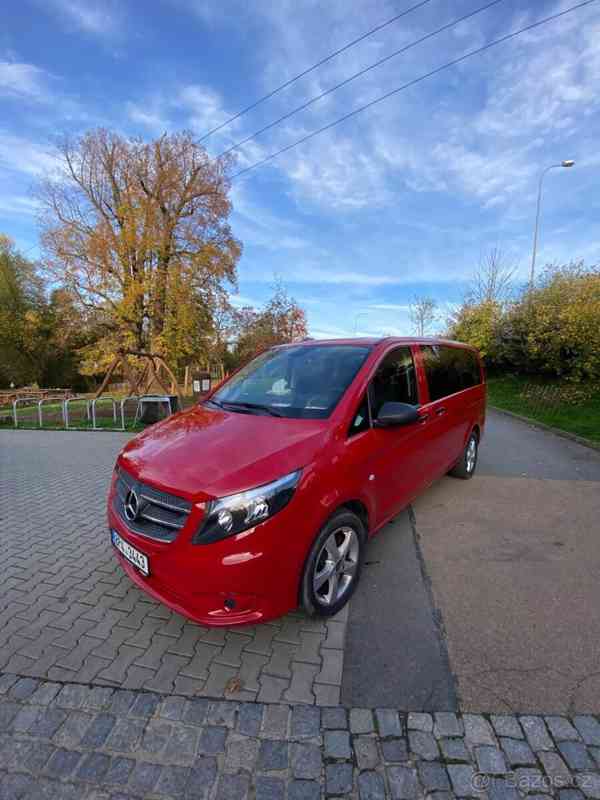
left=0, top=133, right=59, bottom=177
left=0, top=195, right=40, bottom=217
left=0, top=61, right=50, bottom=100
left=46, top=0, right=118, bottom=36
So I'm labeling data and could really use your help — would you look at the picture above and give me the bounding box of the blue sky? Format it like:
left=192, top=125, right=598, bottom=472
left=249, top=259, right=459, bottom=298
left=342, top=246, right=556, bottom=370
left=1, top=0, right=599, bottom=337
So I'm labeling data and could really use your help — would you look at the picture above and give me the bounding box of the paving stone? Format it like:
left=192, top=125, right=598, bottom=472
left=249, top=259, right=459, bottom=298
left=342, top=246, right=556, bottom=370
left=408, top=712, right=434, bottom=732
left=538, top=751, right=573, bottom=788
left=419, top=761, right=451, bottom=792
left=186, top=756, right=218, bottom=799
left=225, top=736, right=260, bottom=772
left=105, top=717, right=146, bottom=753
left=82, top=687, right=114, bottom=711
left=237, top=702, right=264, bottom=736
left=350, top=708, right=374, bottom=734
left=382, top=737, right=409, bottom=762
left=44, top=748, right=82, bottom=778
left=326, top=762, right=354, bottom=795
left=440, top=737, right=470, bottom=762
left=387, top=765, right=419, bottom=799
left=547, top=717, right=582, bottom=742
left=55, top=683, right=88, bottom=709
left=322, top=706, right=347, bottom=729
left=492, top=715, right=523, bottom=739
left=291, top=742, right=322, bottom=779
left=259, top=739, right=289, bottom=770
left=156, top=765, right=190, bottom=795
left=215, top=771, right=250, bottom=800
left=198, top=725, right=228, bottom=755
left=183, top=697, right=209, bottom=725
left=207, top=700, right=238, bottom=728
left=354, top=735, right=380, bottom=769
left=574, top=717, right=600, bottom=747
left=129, top=761, right=163, bottom=794
left=129, top=691, right=160, bottom=718
left=558, top=741, right=596, bottom=771
left=463, top=714, right=496, bottom=747
left=258, top=674, right=289, bottom=703
left=291, top=705, right=320, bottom=738
left=500, top=737, right=536, bottom=766
left=486, top=776, right=521, bottom=800
left=314, top=682, right=340, bottom=706
left=358, top=770, right=386, bottom=800
left=284, top=662, right=319, bottom=704
left=141, top=719, right=172, bottom=754
left=77, top=752, right=111, bottom=782
left=325, top=730, right=352, bottom=759
left=29, top=682, right=62, bottom=706
left=28, top=706, right=68, bottom=738
left=10, top=705, right=39, bottom=733
left=316, top=648, right=343, bottom=686
left=53, top=710, right=93, bottom=747
left=409, top=730, right=439, bottom=761
left=560, top=790, right=587, bottom=800
left=435, top=712, right=463, bottom=738
left=295, top=631, right=323, bottom=665
left=108, top=690, right=136, bottom=716
left=263, top=704, right=290, bottom=738
left=376, top=708, right=403, bottom=737
left=575, top=773, right=600, bottom=798
left=255, top=775, right=286, bottom=800
left=104, top=756, right=134, bottom=786
left=447, top=764, right=478, bottom=797
left=521, top=716, right=555, bottom=751
left=512, top=767, right=548, bottom=794
left=165, top=723, right=200, bottom=762
left=9, top=677, right=39, bottom=701
left=475, top=746, right=508, bottom=775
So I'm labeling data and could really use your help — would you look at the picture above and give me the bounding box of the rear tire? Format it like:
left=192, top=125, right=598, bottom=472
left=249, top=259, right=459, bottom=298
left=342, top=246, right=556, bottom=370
left=301, top=509, right=366, bottom=618
left=449, top=431, right=478, bottom=479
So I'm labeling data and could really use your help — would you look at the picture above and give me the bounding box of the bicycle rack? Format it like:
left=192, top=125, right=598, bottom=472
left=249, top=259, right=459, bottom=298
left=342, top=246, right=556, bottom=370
left=37, top=397, right=66, bottom=428
left=63, top=396, right=92, bottom=429
left=119, top=396, right=141, bottom=431
left=12, top=397, right=37, bottom=428
left=91, top=396, right=117, bottom=429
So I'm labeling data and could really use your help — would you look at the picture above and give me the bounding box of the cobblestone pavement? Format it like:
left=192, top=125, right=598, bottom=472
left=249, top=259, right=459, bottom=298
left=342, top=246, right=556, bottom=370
left=0, top=430, right=346, bottom=706
left=2, top=675, right=600, bottom=799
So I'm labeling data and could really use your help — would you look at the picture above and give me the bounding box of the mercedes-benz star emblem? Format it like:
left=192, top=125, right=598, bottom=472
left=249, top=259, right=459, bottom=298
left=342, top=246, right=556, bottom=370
left=124, top=489, right=140, bottom=522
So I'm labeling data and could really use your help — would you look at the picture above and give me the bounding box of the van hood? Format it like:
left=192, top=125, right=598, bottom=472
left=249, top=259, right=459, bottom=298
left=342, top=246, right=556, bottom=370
left=119, top=404, right=330, bottom=500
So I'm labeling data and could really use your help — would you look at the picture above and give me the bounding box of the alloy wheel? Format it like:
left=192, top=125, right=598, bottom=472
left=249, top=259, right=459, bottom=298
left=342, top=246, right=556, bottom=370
left=466, top=436, right=477, bottom=473
left=312, top=526, right=359, bottom=607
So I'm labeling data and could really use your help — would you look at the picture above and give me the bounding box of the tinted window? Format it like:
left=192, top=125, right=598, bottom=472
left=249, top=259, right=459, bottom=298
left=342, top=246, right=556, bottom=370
left=421, top=345, right=481, bottom=401
left=211, top=344, right=371, bottom=419
left=369, top=347, right=418, bottom=418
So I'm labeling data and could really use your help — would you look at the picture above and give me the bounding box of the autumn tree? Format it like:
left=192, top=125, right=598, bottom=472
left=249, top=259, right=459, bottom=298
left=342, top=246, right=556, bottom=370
left=409, top=296, right=437, bottom=336
left=232, top=285, right=308, bottom=365
left=38, top=129, right=241, bottom=375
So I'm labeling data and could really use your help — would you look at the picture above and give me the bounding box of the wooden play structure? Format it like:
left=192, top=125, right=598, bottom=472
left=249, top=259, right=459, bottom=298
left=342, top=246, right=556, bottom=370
left=95, top=350, right=183, bottom=406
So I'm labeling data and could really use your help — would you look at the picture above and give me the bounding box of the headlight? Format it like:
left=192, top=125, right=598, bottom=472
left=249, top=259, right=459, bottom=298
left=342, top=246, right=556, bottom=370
left=192, top=469, right=302, bottom=544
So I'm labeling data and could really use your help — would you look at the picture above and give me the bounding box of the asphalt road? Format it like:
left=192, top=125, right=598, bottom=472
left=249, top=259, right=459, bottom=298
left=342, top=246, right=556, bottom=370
left=342, top=409, right=600, bottom=712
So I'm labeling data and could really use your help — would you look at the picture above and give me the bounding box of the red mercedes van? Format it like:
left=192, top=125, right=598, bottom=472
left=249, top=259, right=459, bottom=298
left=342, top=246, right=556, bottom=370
left=108, top=338, right=485, bottom=626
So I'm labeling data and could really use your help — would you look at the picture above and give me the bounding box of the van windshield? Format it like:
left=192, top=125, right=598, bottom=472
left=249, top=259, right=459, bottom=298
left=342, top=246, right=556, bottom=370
left=209, top=344, right=372, bottom=419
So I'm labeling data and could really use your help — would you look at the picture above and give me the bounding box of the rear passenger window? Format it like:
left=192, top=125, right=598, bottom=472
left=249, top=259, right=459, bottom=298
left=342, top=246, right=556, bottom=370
left=369, top=347, right=418, bottom=418
left=421, top=345, right=481, bottom=401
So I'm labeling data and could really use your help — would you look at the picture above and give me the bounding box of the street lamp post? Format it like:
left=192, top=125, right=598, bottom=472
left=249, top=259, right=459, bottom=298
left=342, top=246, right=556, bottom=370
left=529, top=160, right=575, bottom=290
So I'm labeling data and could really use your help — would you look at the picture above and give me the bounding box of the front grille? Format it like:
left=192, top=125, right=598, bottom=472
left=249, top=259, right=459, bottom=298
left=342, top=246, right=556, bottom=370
left=113, top=465, right=192, bottom=543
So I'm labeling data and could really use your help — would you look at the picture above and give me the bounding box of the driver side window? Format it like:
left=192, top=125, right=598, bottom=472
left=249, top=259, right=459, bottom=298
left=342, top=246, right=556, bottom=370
left=369, top=346, right=418, bottom=419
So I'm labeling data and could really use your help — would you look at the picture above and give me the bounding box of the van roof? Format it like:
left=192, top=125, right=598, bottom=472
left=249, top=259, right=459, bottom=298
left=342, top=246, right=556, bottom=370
left=278, top=336, right=477, bottom=349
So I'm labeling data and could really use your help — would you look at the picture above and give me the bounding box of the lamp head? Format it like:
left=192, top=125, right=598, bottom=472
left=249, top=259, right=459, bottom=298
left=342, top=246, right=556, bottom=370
left=562, top=160, right=575, bottom=168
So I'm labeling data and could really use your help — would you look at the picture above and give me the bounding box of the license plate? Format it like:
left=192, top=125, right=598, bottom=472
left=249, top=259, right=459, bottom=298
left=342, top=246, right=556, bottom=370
left=111, top=530, right=150, bottom=576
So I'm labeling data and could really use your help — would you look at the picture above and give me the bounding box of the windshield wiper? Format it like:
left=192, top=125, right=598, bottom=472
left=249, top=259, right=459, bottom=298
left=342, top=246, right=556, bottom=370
left=221, top=401, right=283, bottom=417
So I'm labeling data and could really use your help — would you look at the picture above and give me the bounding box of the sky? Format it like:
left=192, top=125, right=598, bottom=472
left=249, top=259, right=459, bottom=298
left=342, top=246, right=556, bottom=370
left=1, top=0, right=599, bottom=338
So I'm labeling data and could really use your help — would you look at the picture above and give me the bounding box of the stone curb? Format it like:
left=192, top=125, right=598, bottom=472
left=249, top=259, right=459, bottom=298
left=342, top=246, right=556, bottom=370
left=489, top=405, right=600, bottom=452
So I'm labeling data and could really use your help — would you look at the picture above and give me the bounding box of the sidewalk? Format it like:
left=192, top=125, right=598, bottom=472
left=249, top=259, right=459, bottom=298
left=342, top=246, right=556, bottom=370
left=2, top=674, right=600, bottom=799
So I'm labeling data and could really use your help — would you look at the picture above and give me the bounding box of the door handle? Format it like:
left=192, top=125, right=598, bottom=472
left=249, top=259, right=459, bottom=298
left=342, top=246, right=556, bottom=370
left=418, top=413, right=430, bottom=424
left=435, top=406, right=447, bottom=416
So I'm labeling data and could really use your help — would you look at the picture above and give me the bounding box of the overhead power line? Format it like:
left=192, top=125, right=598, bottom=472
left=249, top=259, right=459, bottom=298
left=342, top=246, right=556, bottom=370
left=232, top=0, right=598, bottom=181
left=198, top=0, right=434, bottom=142
left=219, top=0, right=505, bottom=159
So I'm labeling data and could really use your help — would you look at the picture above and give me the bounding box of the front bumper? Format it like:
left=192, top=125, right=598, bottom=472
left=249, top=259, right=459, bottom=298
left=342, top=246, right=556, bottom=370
left=107, top=490, right=306, bottom=626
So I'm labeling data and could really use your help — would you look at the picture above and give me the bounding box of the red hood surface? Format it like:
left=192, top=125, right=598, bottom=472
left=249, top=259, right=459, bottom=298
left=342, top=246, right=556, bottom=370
left=119, top=404, right=330, bottom=500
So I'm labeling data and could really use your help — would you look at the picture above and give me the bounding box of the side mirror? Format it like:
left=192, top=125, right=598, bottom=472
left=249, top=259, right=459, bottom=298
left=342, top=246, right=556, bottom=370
left=375, top=401, right=419, bottom=428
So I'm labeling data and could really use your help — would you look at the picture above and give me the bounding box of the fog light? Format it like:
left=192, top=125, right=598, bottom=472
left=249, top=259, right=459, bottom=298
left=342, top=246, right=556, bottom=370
left=224, top=597, right=236, bottom=610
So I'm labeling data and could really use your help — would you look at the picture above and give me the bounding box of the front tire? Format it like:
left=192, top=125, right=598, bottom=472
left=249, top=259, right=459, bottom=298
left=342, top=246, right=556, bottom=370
left=449, top=431, right=478, bottom=479
left=301, top=509, right=366, bottom=618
